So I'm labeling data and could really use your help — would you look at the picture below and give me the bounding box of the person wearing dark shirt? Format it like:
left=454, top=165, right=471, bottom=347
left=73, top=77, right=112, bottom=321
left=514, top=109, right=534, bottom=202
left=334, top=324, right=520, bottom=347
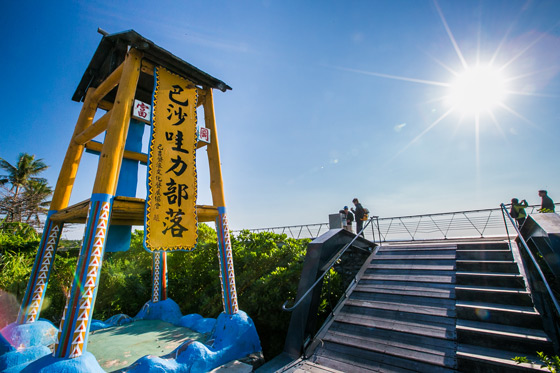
left=342, top=206, right=354, bottom=232
left=538, top=190, right=555, bottom=213
left=351, top=198, right=366, bottom=237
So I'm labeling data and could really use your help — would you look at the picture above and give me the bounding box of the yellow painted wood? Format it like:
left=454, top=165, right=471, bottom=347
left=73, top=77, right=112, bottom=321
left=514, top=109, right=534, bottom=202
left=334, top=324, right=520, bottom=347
left=202, top=88, right=226, bottom=207
left=85, top=141, right=148, bottom=164
left=73, top=110, right=111, bottom=145
left=92, top=48, right=143, bottom=195
left=98, top=100, right=113, bottom=111
left=90, top=63, right=124, bottom=104
left=50, top=197, right=218, bottom=225
left=49, top=88, right=98, bottom=211
left=141, top=60, right=155, bottom=75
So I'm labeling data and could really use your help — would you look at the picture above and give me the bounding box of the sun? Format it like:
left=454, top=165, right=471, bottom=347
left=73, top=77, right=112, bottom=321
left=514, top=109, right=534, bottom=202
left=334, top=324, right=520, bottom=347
left=445, top=64, right=508, bottom=116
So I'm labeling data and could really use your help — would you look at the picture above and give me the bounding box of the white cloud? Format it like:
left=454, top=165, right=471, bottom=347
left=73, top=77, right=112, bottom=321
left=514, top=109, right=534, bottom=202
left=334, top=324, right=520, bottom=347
left=394, top=123, right=407, bottom=132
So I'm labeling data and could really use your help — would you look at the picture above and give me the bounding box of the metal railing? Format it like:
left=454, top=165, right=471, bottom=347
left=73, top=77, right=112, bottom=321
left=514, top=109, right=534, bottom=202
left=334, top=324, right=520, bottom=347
left=500, top=203, right=560, bottom=351
left=282, top=216, right=377, bottom=312
left=501, top=204, right=560, bottom=312
left=236, top=204, right=559, bottom=242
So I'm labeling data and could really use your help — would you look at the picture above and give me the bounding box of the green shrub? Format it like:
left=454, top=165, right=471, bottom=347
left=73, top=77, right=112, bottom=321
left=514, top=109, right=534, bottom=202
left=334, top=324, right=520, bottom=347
left=0, top=225, right=345, bottom=360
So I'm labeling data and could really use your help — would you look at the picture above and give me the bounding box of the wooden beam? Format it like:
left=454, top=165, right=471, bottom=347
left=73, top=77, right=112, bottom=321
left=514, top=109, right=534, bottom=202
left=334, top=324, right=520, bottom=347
left=50, top=197, right=219, bottom=225
left=92, top=48, right=143, bottom=195
left=73, top=110, right=111, bottom=145
left=98, top=100, right=113, bottom=111
left=202, top=87, right=226, bottom=207
left=197, top=90, right=206, bottom=107
left=141, top=59, right=155, bottom=75
left=90, top=63, right=124, bottom=104
left=84, top=141, right=148, bottom=164
left=49, top=88, right=98, bottom=211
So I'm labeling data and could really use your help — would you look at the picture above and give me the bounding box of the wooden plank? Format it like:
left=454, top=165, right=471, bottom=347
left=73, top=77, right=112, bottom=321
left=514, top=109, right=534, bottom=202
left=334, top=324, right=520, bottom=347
left=378, top=244, right=456, bottom=250
left=354, top=284, right=455, bottom=299
left=374, top=254, right=455, bottom=260
left=360, top=279, right=456, bottom=289
left=329, top=323, right=456, bottom=353
left=357, top=282, right=454, bottom=292
left=366, top=269, right=456, bottom=277
left=367, top=264, right=455, bottom=271
left=333, top=313, right=455, bottom=340
left=313, top=354, right=385, bottom=373
left=344, top=298, right=456, bottom=317
left=378, top=246, right=456, bottom=253
left=351, top=291, right=456, bottom=307
left=361, top=274, right=455, bottom=283
left=341, top=304, right=457, bottom=326
left=321, top=333, right=456, bottom=368
left=457, top=319, right=550, bottom=340
left=315, top=340, right=456, bottom=372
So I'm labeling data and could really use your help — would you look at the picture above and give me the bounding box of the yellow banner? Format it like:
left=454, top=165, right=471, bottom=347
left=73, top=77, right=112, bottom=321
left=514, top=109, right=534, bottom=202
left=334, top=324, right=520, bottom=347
left=145, top=67, right=198, bottom=251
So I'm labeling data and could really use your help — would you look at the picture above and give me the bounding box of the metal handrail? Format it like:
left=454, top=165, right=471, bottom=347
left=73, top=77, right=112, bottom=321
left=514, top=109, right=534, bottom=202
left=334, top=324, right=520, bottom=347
left=500, top=203, right=560, bottom=314
left=281, top=216, right=377, bottom=312
left=235, top=203, right=560, bottom=242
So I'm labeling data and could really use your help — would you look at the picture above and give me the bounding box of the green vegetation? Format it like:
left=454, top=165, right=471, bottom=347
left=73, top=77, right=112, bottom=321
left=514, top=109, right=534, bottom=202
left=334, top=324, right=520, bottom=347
left=0, top=223, right=343, bottom=359
left=514, top=352, right=560, bottom=372
left=0, top=153, right=52, bottom=228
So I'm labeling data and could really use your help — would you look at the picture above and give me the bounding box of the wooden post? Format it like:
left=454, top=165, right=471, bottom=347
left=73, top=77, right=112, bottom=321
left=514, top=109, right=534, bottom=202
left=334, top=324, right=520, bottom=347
left=51, top=88, right=99, bottom=210
left=17, top=88, right=99, bottom=324
left=152, top=252, right=167, bottom=302
left=203, top=88, right=238, bottom=314
left=16, top=214, right=63, bottom=324
left=54, top=48, right=142, bottom=359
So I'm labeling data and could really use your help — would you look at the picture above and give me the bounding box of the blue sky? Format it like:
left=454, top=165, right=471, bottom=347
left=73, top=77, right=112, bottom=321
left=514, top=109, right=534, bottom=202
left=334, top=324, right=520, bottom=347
left=1, top=1, right=559, bottom=237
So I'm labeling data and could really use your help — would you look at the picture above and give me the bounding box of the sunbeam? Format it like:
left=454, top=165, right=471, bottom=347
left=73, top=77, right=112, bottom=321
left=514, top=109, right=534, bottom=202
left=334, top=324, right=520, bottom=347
left=434, top=0, right=468, bottom=69
left=331, top=65, right=449, bottom=87
left=332, top=0, right=556, bottom=167
left=386, top=107, right=455, bottom=165
left=498, top=103, right=541, bottom=130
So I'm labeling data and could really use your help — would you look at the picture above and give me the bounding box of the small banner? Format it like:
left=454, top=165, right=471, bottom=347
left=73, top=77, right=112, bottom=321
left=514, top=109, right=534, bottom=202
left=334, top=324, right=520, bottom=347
left=144, top=67, right=198, bottom=252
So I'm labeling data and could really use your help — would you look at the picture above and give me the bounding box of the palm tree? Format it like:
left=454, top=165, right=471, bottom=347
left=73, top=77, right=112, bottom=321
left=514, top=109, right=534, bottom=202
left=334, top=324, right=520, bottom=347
left=0, top=153, right=49, bottom=222
left=22, top=179, right=53, bottom=228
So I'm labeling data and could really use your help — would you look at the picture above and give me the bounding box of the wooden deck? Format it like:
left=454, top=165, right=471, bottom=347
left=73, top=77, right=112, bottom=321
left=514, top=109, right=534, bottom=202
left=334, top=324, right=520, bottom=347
left=295, top=240, right=552, bottom=373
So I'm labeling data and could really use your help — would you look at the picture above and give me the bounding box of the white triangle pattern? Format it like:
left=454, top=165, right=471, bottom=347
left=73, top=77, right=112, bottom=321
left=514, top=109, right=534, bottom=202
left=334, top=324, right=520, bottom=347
left=68, top=200, right=110, bottom=359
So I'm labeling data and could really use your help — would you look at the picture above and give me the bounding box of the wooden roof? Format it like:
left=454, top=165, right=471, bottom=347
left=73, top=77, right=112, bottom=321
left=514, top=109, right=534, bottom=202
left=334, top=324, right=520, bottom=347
left=72, top=29, right=231, bottom=103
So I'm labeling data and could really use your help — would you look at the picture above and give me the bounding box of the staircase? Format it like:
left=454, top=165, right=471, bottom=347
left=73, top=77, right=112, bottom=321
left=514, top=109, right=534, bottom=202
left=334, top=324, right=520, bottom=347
left=300, top=240, right=554, bottom=372
left=455, top=242, right=553, bottom=372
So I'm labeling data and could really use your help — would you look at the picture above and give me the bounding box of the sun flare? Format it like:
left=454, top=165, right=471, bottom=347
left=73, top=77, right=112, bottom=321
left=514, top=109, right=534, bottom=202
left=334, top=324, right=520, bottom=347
left=445, top=65, right=508, bottom=115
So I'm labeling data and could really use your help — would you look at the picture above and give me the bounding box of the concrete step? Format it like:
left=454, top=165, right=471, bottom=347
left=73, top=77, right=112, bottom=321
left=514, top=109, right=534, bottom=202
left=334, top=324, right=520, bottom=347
left=457, top=344, right=548, bottom=372
left=455, top=285, right=533, bottom=307
left=456, top=260, right=519, bottom=273
left=456, top=272, right=525, bottom=288
left=456, top=319, right=553, bottom=355
left=456, top=300, right=543, bottom=329
left=457, top=249, right=513, bottom=261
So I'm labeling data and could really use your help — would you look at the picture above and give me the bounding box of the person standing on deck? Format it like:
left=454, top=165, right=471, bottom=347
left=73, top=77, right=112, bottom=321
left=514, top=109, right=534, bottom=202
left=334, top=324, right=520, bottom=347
left=351, top=198, right=366, bottom=237
left=538, top=190, right=555, bottom=213
left=510, top=198, right=528, bottom=227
